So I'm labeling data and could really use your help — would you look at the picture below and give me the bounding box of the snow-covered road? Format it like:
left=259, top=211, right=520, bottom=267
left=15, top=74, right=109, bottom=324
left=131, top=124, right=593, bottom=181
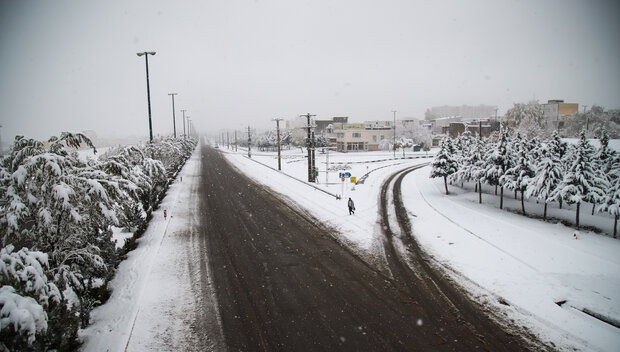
left=80, top=143, right=620, bottom=352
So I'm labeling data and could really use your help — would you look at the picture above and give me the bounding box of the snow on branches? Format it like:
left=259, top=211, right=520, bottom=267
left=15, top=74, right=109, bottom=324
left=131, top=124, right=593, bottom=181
left=431, top=128, right=619, bottom=235
left=430, top=137, right=458, bottom=195
left=0, top=132, right=198, bottom=349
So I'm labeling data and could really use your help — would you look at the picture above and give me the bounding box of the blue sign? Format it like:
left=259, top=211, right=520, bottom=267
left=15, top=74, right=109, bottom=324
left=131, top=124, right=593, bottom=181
left=339, top=172, right=352, bottom=178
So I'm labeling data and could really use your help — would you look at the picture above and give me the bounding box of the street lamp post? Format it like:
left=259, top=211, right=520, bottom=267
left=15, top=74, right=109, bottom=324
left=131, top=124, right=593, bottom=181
left=137, top=51, right=156, bottom=143
left=392, top=110, right=397, bottom=158
left=187, top=117, right=191, bottom=137
left=168, top=93, right=178, bottom=138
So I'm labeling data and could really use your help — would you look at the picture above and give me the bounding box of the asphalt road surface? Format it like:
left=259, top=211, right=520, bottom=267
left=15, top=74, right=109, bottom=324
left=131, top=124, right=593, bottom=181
left=195, top=145, right=542, bottom=351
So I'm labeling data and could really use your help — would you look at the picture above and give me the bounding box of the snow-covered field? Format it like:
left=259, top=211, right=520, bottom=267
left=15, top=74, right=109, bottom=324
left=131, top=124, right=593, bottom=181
left=81, top=141, right=620, bottom=352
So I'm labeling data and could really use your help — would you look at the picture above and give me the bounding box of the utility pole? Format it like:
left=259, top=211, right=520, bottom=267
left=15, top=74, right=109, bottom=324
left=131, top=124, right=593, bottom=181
left=583, top=105, right=589, bottom=133
left=168, top=93, right=178, bottom=138
left=301, top=113, right=316, bottom=182
left=392, top=110, right=397, bottom=158
left=234, top=130, right=238, bottom=151
left=273, top=118, right=284, bottom=170
left=311, top=131, right=316, bottom=180
left=181, top=109, right=187, bottom=139
left=247, top=126, right=252, bottom=158
left=325, top=145, right=329, bottom=185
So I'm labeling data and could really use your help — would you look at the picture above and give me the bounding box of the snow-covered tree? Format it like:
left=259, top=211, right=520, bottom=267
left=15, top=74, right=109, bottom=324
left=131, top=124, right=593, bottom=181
left=0, top=245, right=61, bottom=349
left=550, top=130, right=608, bottom=227
left=0, top=132, right=198, bottom=349
left=0, top=286, right=48, bottom=349
left=500, top=134, right=535, bottom=214
left=0, top=133, right=121, bottom=347
left=430, top=137, right=458, bottom=195
left=484, top=128, right=511, bottom=208
left=598, top=153, right=620, bottom=238
left=596, top=129, right=617, bottom=174
left=452, top=137, right=487, bottom=203
left=503, top=101, right=546, bottom=138
left=525, top=143, right=564, bottom=220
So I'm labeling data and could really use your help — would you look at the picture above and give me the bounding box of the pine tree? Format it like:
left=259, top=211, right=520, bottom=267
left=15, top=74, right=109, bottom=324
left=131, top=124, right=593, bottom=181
left=431, top=138, right=458, bottom=195
left=550, top=130, right=608, bottom=227
left=598, top=151, right=620, bottom=238
left=501, top=134, right=535, bottom=214
left=484, top=128, right=510, bottom=208
left=526, top=143, right=564, bottom=220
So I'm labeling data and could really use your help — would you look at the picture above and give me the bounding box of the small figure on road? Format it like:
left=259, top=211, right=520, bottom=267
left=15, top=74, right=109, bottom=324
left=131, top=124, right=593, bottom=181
left=164, top=209, right=168, bottom=220
left=348, top=198, right=355, bottom=215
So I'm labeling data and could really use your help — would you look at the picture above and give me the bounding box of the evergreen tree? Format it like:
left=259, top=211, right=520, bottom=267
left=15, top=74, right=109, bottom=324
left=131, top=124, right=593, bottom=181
left=484, top=128, right=510, bottom=208
left=0, top=133, right=198, bottom=349
left=596, top=129, right=617, bottom=175
left=598, top=153, right=620, bottom=238
left=500, top=134, right=535, bottom=214
left=430, top=138, right=458, bottom=195
left=550, top=130, right=608, bottom=227
left=526, top=143, right=564, bottom=220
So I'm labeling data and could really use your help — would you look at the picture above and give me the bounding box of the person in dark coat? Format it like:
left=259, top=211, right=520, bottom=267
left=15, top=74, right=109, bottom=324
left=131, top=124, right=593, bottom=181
left=348, top=198, right=355, bottom=215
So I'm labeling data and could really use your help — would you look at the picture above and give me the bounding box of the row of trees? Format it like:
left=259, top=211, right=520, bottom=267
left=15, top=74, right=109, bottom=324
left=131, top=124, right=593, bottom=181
left=431, top=129, right=619, bottom=237
left=0, top=133, right=196, bottom=351
left=500, top=101, right=619, bottom=140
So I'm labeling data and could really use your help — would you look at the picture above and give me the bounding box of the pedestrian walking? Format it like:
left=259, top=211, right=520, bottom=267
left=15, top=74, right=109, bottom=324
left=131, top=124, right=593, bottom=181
left=348, top=198, right=355, bottom=215
left=164, top=209, right=167, bottom=220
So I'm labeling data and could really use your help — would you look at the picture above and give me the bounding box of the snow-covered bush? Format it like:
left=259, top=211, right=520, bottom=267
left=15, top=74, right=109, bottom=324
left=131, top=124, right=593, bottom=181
left=0, top=286, right=47, bottom=348
left=0, top=245, right=60, bottom=349
left=0, top=132, right=197, bottom=349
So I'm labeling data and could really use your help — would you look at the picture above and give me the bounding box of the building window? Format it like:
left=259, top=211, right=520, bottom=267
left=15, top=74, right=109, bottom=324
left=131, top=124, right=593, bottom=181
left=352, top=132, right=361, bottom=138
left=337, top=133, right=344, bottom=138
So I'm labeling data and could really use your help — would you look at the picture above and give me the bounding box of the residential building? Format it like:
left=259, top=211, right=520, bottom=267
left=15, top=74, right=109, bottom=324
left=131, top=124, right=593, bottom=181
left=442, top=120, right=500, bottom=139
left=541, top=99, right=579, bottom=128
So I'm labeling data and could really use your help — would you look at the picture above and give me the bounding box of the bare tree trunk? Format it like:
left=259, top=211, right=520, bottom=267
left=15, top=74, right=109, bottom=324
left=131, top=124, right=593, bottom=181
left=614, top=214, right=617, bottom=239
left=500, top=187, right=504, bottom=209
left=576, top=202, right=581, bottom=228
left=443, top=176, right=449, bottom=195
left=543, top=202, right=548, bottom=220
left=592, top=203, right=596, bottom=216
left=478, top=180, right=482, bottom=204
left=521, top=189, right=525, bottom=215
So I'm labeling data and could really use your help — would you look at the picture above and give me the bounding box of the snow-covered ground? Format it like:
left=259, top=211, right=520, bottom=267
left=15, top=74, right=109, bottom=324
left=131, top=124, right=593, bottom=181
left=81, top=142, right=620, bottom=352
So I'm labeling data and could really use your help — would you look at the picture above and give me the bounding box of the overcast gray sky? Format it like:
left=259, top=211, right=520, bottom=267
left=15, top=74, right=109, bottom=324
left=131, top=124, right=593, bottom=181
left=1, top=0, right=619, bottom=142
